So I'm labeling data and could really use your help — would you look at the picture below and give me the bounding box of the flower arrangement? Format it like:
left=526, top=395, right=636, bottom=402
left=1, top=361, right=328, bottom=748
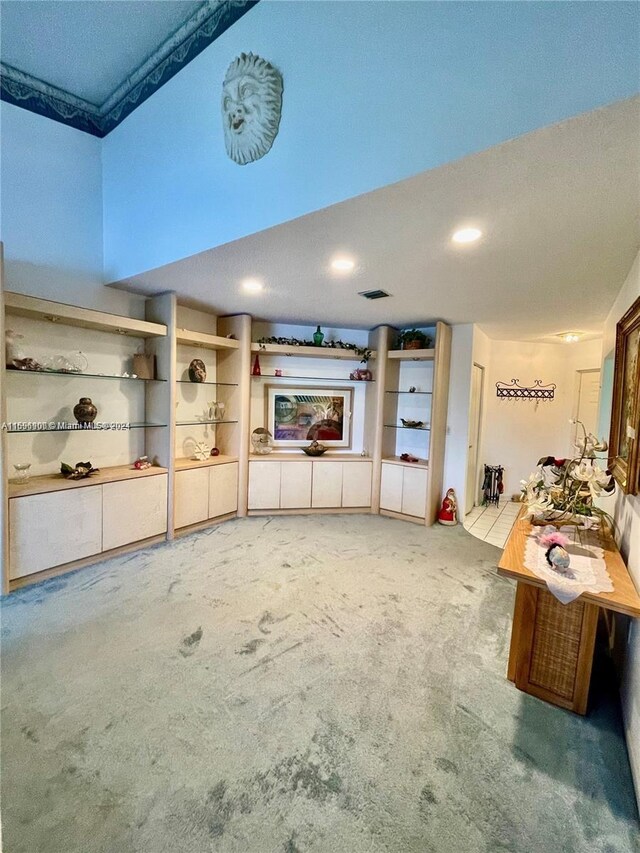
left=520, top=420, right=615, bottom=531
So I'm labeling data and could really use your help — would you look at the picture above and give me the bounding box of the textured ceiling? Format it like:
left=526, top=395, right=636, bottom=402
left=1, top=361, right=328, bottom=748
left=112, top=98, right=640, bottom=341
left=0, top=0, right=203, bottom=105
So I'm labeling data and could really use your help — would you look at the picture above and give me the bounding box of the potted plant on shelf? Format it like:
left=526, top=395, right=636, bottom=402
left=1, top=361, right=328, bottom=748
left=398, top=329, right=430, bottom=350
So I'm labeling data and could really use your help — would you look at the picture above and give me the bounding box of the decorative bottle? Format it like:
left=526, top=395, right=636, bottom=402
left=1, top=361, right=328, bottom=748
left=252, top=353, right=261, bottom=376
left=313, top=326, right=324, bottom=346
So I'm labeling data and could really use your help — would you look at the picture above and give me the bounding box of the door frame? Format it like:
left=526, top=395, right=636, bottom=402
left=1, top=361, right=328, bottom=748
left=466, top=363, right=485, bottom=514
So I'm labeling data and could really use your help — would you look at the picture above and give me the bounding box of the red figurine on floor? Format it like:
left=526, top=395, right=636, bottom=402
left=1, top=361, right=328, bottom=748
left=438, top=488, right=458, bottom=525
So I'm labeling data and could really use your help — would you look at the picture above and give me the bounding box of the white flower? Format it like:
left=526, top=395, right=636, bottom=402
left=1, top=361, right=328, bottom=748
left=523, top=492, right=553, bottom=518
left=570, top=459, right=611, bottom=498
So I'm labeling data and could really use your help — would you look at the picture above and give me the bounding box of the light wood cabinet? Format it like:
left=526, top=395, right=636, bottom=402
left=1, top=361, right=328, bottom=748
left=342, top=461, right=372, bottom=507
left=175, top=468, right=209, bottom=529
left=280, top=461, right=312, bottom=508
left=208, top=462, right=238, bottom=518
left=9, top=486, right=103, bottom=579
left=380, top=462, right=427, bottom=518
left=103, top=475, right=168, bottom=551
left=248, top=461, right=282, bottom=509
left=312, top=462, right=343, bottom=507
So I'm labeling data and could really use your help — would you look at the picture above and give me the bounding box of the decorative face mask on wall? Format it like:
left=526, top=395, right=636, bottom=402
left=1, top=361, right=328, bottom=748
left=221, top=52, right=283, bottom=165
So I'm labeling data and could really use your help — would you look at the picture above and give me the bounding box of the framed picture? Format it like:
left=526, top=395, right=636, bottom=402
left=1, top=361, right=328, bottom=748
left=609, top=294, right=640, bottom=495
left=266, top=386, right=353, bottom=448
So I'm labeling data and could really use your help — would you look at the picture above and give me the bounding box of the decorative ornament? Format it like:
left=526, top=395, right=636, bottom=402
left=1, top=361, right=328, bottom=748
left=538, top=528, right=572, bottom=574
left=133, top=456, right=152, bottom=470
left=302, top=440, right=328, bottom=457
left=188, top=359, right=207, bottom=383
left=251, top=427, right=273, bottom=455
left=252, top=353, right=262, bottom=376
left=61, top=461, right=99, bottom=480
left=73, top=397, right=97, bottom=426
left=210, top=447, right=220, bottom=457
left=313, top=326, right=324, bottom=346
left=222, top=52, right=283, bottom=165
left=496, top=379, right=556, bottom=400
left=438, top=488, right=458, bottom=525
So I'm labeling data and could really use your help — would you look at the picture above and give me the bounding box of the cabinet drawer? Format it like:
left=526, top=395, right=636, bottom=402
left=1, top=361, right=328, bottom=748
left=209, top=463, right=238, bottom=518
left=9, top=486, right=103, bottom=578
left=103, top=475, right=167, bottom=551
left=248, top=461, right=281, bottom=509
left=175, top=468, right=209, bottom=529
left=342, top=461, right=372, bottom=507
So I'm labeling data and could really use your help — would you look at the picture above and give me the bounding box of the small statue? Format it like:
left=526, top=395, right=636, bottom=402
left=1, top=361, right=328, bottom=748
left=438, top=488, right=458, bottom=525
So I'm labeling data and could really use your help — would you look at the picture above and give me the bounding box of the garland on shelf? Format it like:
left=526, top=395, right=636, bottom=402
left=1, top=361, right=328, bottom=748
left=257, top=336, right=372, bottom=363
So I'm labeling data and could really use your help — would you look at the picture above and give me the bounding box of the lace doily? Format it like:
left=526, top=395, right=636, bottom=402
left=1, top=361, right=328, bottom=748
left=524, top=526, right=612, bottom=604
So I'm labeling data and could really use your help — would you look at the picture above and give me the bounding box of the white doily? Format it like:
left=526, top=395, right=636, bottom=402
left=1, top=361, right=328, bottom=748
left=524, top=526, right=613, bottom=604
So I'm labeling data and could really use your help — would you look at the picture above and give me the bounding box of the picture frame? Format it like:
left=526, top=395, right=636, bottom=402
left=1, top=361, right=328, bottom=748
left=609, top=294, right=640, bottom=495
left=266, top=386, right=353, bottom=448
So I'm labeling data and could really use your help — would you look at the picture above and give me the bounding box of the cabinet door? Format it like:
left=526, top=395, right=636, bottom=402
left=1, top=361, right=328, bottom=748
left=103, top=475, right=168, bottom=551
left=280, top=461, right=312, bottom=508
left=248, top=462, right=281, bottom=509
left=209, top=462, right=239, bottom=518
left=175, top=468, right=209, bottom=529
left=401, top=467, right=428, bottom=518
left=312, top=462, right=343, bottom=508
left=9, top=486, right=103, bottom=579
left=341, top=461, right=372, bottom=507
left=380, top=463, right=403, bottom=512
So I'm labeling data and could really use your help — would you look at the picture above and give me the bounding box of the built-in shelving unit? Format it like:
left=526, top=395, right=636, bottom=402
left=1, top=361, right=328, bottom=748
left=0, top=274, right=450, bottom=591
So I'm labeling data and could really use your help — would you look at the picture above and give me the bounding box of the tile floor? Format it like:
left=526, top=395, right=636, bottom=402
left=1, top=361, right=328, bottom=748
left=463, top=499, right=522, bottom=548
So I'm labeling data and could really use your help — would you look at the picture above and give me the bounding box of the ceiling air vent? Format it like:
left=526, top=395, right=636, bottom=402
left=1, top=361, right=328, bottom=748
left=358, top=289, right=391, bottom=300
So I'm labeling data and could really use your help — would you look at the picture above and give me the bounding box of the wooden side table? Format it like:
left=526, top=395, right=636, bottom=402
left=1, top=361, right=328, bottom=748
left=498, top=513, right=640, bottom=715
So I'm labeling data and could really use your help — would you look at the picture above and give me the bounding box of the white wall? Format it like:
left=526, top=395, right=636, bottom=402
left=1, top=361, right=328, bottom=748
left=599, top=251, right=640, bottom=803
left=442, top=324, right=474, bottom=512
left=0, top=102, right=141, bottom=316
left=479, top=337, right=602, bottom=498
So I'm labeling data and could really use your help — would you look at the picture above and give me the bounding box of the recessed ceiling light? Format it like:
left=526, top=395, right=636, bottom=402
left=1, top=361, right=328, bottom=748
left=451, top=227, right=482, bottom=244
left=331, top=257, right=355, bottom=273
left=242, top=278, right=263, bottom=293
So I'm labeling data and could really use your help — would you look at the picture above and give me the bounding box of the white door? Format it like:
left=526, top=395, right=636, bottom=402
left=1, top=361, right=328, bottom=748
left=281, top=461, right=312, bottom=508
left=208, top=462, right=239, bottom=518
left=401, top=466, right=427, bottom=518
left=571, top=369, right=601, bottom=450
left=312, top=462, right=343, bottom=508
left=465, top=364, right=484, bottom=515
left=380, top=463, right=403, bottom=512
left=342, top=461, right=372, bottom=507
left=175, top=468, right=209, bottom=529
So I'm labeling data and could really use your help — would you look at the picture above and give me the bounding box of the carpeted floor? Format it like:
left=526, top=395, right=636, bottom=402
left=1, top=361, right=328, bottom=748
left=1, top=515, right=638, bottom=853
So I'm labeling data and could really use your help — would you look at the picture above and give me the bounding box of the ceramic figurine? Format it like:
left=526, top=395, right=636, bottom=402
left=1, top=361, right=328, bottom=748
left=437, top=488, right=458, bottom=525
left=188, top=358, right=207, bottom=383
left=539, top=529, right=572, bottom=574
left=73, top=397, right=97, bottom=426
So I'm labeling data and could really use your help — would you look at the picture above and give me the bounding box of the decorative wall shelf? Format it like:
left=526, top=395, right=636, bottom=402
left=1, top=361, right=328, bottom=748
left=385, top=390, right=431, bottom=395
left=387, top=349, right=435, bottom=361
left=176, top=329, right=239, bottom=350
left=176, top=379, right=238, bottom=386
left=251, top=342, right=376, bottom=360
left=383, top=424, right=431, bottom=431
left=6, top=369, right=166, bottom=382
left=382, top=455, right=429, bottom=469
left=175, top=454, right=239, bottom=471
left=250, top=373, right=374, bottom=383
left=496, top=379, right=556, bottom=400
left=5, top=292, right=167, bottom=338
left=175, top=420, right=238, bottom=427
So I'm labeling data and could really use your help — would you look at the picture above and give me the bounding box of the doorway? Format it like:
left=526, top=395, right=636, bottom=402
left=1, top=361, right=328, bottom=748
left=571, top=369, right=601, bottom=451
left=466, top=363, right=484, bottom=515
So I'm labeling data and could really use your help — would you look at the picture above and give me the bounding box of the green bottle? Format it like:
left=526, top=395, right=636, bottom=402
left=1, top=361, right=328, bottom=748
left=313, top=325, right=324, bottom=346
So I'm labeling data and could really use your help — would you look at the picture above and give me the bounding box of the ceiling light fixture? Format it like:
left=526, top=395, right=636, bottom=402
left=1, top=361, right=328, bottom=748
left=561, top=332, right=580, bottom=343
left=242, top=278, right=264, bottom=293
left=451, top=227, right=482, bottom=244
left=331, top=257, right=355, bottom=273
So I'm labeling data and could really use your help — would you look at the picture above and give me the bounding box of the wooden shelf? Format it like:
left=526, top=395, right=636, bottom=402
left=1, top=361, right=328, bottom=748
left=251, top=343, right=376, bottom=360
left=387, top=348, right=435, bottom=361
left=8, top=464, right=168, bottom=498
left=249, top=452, right=372, bottom=462
left=5, top=292, right=167, bottom=338
left=177, top=329, right=240, bottom=350
left=175, top=455, right=239, bottom=471
left=382, top=455, right=429, bottom=469
left=251, top=373, right=374, bottom=383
